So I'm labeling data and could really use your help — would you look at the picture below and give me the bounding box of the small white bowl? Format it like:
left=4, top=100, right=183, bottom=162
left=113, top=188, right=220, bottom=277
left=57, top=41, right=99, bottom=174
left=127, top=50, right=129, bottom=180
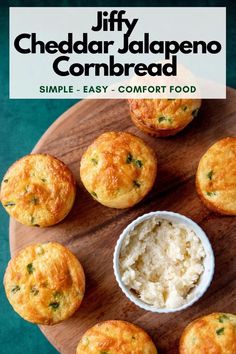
left=113, top=211, right=215, bottom=313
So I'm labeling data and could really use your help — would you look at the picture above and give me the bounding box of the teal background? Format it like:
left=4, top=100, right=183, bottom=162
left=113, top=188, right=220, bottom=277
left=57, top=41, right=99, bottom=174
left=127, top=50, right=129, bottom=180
left=0, top=1, right=235, bottom=353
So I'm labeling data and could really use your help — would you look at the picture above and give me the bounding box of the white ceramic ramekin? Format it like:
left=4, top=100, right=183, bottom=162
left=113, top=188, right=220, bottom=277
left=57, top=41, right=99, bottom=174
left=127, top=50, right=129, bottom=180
left=113, top=211, right=215, bottom=313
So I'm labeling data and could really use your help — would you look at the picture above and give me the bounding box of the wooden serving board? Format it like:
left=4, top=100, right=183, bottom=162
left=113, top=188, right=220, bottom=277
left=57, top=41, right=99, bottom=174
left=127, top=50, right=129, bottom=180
left=10, top=88, right=236, bottom=354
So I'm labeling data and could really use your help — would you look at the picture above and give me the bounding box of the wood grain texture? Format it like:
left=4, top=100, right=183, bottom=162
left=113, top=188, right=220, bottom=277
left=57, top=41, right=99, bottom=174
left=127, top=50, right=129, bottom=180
left=10, top=89, right=236, bottom=354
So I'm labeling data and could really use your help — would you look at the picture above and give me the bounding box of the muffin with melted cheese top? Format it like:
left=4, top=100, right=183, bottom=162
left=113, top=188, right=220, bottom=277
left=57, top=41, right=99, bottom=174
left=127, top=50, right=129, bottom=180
left=76, top=320, right=158, bottom=353
left=0, top=153, right=76, bottom=226
left=179, top=312, right=236, bottom=354
left=80, top=132, right=157, bottom=208
left=4, top=242, right=85, bottom=325
left=196, top=137, right=236, bottom=215
left=128, top=99, right=201, bottom=137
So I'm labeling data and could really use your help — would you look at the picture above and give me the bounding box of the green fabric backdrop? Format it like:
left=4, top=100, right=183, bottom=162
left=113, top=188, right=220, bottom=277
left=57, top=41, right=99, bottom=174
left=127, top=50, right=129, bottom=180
left=0, top=1, right=235, bottom=353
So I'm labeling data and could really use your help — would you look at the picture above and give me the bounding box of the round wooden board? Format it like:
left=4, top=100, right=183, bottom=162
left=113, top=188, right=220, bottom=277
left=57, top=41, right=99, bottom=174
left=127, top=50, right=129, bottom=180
left=10, top=89, right=236, bottom=354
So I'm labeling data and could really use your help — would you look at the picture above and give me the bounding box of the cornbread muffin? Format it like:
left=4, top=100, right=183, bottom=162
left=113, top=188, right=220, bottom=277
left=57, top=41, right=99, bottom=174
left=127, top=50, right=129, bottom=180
left=179, top=313, right=236, bottom=354
left=80, top=132, right=157, bottom=209
left=0, top=154, right=76, bottom=226
left=76, top=320, right=157, bottom=353
left=196, top=137, right=236, bottom=215
left=4, top=242, right=85, bottom=325
left=128, top=99, right=201, bottom=137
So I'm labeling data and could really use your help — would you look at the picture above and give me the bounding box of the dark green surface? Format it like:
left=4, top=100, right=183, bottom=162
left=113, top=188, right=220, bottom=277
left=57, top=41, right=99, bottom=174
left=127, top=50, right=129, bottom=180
left=0, top=1, right=235, bottom=353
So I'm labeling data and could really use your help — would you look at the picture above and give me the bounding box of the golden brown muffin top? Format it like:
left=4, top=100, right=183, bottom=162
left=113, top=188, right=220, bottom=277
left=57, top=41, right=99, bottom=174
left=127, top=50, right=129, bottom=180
left=4, top=242, right=85, bottom=325
left=0, top=153, right=76, bottom=226
left=179, top=312, right=236, bottom=354
left=128, top=99, right=201, bottom=131
left=80, top=132, right=157, bottom=209
left=196, top=137, right=236, bottom=215
left=76, top=320, right=157, bottom=353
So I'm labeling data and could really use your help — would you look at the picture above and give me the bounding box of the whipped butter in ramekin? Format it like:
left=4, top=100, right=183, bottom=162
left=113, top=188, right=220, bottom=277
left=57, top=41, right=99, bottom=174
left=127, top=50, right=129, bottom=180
left=113, top=211, right=214, bottom=313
